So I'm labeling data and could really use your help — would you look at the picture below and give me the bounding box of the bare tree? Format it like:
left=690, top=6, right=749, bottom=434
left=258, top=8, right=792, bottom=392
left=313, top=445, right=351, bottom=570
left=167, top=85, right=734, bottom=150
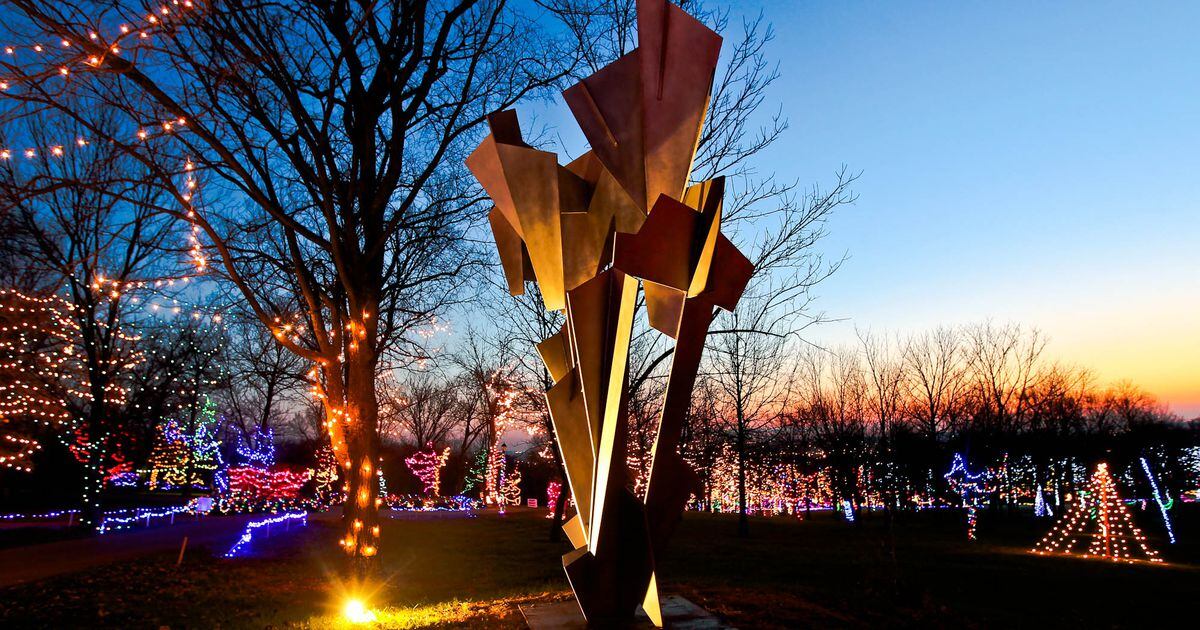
left=964, top=322, right=1047, bottom=439
left=447, top=329, right=518, bottom=489
left=1025, top=363, right=1094, bottom=497
left=903, top=326, right=967, bottom=445
left=858, top=329, right=906, bottom=507
left=1091, top=380, right=1166, bottom=438
left=0, top=112, right=174, bottom=527
left=901, top=325, right=966, bottom=495
left=799, top=346, right=871, bottom=520
left=706, top=294, right=798, bottom=536
left=4, top=0, right=577, bottom=568
left=382, top=372, right=460, bottom=448
left=216, top=314, right=306, bottom=442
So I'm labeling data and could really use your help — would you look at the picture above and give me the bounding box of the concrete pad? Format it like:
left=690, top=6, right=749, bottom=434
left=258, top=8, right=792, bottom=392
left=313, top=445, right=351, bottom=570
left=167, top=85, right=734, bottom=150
left=521, top=595, right=732, bottom=629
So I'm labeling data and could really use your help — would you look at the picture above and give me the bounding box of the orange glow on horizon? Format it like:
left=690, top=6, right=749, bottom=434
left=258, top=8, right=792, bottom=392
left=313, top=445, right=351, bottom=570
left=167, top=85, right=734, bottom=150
left=1037, top=304, right=1200, bottom=419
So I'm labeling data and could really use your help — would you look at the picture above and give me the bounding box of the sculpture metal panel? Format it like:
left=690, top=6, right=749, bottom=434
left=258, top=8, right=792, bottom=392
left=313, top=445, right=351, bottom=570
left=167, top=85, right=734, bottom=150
left=466, top=1, right=754, bottom=624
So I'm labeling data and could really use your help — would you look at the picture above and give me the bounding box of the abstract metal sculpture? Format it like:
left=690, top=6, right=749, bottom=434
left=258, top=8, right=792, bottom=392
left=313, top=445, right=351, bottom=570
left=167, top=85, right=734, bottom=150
left=467, top=1, right=753, bottom=624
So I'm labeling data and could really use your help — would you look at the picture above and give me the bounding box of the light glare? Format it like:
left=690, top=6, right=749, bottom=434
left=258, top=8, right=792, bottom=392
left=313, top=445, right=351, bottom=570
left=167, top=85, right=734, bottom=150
left=343, top=599, right=375, bottom=624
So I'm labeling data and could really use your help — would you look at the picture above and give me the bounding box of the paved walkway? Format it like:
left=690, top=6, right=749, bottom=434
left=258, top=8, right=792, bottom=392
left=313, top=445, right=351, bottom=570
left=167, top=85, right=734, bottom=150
left=0, top=512, right=278, bottom=588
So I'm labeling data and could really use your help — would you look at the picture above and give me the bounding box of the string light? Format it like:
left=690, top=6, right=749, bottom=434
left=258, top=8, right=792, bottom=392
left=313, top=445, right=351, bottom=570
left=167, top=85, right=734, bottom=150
left=405, top=443, right=450, bottom=500
left=0, top=435, right=40, bottom=472
left=0, top=116, right=190, bottom=160
left=225, top=467, right=310, bottom=506
left=223, top=511, right=308, bottom=557
left=1034, top=484, right=1053, bottom=518
left=98, top=503, right=195, bottom=534
left=236, top=426, right=276, bottom=468
left=1139, top=457, right=1176, bottom=544
left=0, top=0, right=201, bottom=87
left=0, top=508, right=79, bottom=521
left=944, top=453, right=995, bottom=540
left=1031, top=462, right=1162, bottom=563
left=501, top=464, right=522, bottom=508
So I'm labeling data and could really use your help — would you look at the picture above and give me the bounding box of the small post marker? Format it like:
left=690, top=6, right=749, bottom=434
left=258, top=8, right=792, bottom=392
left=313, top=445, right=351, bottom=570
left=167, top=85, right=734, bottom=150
left=177, top=536, right=189, bottom=566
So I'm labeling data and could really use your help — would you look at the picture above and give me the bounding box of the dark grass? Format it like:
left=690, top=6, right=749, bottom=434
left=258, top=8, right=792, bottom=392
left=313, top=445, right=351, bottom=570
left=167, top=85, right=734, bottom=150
left=663, top=507, right=1200, bottom=628
left=0, top=524, right=91, bottom=550
left=1, top=505, right=1198, bottom=628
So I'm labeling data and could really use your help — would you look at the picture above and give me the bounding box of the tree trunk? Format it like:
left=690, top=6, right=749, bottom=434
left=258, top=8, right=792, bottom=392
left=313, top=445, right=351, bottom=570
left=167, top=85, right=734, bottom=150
left=182, top=402, right=198, bottom=501
left=737, top=420, right=749, bottom=537
left=80, top=440, right=106, bottom=531
left=79, top=372, right=108, bottom=531
left=339, top=342, right=382, bottom=578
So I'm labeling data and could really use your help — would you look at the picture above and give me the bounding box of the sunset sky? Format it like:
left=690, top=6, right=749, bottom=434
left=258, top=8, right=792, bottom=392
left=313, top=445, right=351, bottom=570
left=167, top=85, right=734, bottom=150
left=750, top=0, right=1200, bottom=416
left=526, top=1, right=1199, bottom=417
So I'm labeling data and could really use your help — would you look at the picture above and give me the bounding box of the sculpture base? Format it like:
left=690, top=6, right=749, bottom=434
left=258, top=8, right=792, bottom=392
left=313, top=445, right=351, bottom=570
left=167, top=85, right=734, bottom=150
left=520, top=595, right=731, bottom=629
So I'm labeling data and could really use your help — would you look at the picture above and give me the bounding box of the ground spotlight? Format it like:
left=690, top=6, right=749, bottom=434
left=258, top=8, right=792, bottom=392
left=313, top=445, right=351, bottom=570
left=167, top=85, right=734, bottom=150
left=342, top=598, right=376, bottom=624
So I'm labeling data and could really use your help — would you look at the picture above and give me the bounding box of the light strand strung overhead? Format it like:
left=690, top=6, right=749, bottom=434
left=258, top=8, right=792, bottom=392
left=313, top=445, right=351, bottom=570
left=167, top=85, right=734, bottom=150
left=0, top=0, right=201, bottom=88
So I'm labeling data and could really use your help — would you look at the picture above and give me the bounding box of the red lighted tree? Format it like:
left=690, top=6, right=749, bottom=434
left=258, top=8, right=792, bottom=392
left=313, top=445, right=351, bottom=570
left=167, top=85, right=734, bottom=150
left=404, top=443, right=449, bottom=499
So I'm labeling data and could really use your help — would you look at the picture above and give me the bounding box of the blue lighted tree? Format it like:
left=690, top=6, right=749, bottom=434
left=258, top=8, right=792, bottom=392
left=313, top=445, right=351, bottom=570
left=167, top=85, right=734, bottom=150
left=944, top=453, right=994, bottom=540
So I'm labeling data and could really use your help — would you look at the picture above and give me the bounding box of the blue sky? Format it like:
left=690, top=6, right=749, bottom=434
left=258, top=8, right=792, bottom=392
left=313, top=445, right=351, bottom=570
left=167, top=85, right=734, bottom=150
left=512, top=1, right=1199, bottom=415
left=739, top=0, right=1200, bottom=414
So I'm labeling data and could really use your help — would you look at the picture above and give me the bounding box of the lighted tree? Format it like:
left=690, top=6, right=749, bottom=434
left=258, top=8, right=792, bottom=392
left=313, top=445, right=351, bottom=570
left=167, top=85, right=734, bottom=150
left=1031, top=462, right=1162, bottom=563
left=313, top=444, right=340, bottom=505
left=545, top=480, right=562, bottom=519
left=405, top=443, right=450, bottom=499
left=0, top=290, right=67, bottom=473
left=4, top=0, right=578, bottom=572
left=1034, top=483, right=1053, bottom=518
left=0, top=287, right=143, bottom=523
left=147, top=420, right=191, bottom=490
left=463, top=448, right=488, bottom=497
left=0, top=105, right=177, bottom=527
left=237, top=427, right=276, bottom=469
left=501, top=463, right=522, bottom=508
left=944, top=453, right=994, bottom=540
left=482, top=377, right=523, bottom=506
left=485, top=441, right=508, bottom=508
left=185, top=398, right=221, bottom=483
left=144, top=398, right=221, bottom=489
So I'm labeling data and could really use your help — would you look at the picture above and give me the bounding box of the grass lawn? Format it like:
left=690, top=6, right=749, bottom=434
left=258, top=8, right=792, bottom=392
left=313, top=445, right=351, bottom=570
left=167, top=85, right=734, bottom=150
left=1, top=505, right=1198, bottom=628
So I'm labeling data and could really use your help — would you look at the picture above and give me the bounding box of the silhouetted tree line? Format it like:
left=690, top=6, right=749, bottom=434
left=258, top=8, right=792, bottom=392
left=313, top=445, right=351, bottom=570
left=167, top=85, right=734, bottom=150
left=663, top=321, right=1198, bottom=520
